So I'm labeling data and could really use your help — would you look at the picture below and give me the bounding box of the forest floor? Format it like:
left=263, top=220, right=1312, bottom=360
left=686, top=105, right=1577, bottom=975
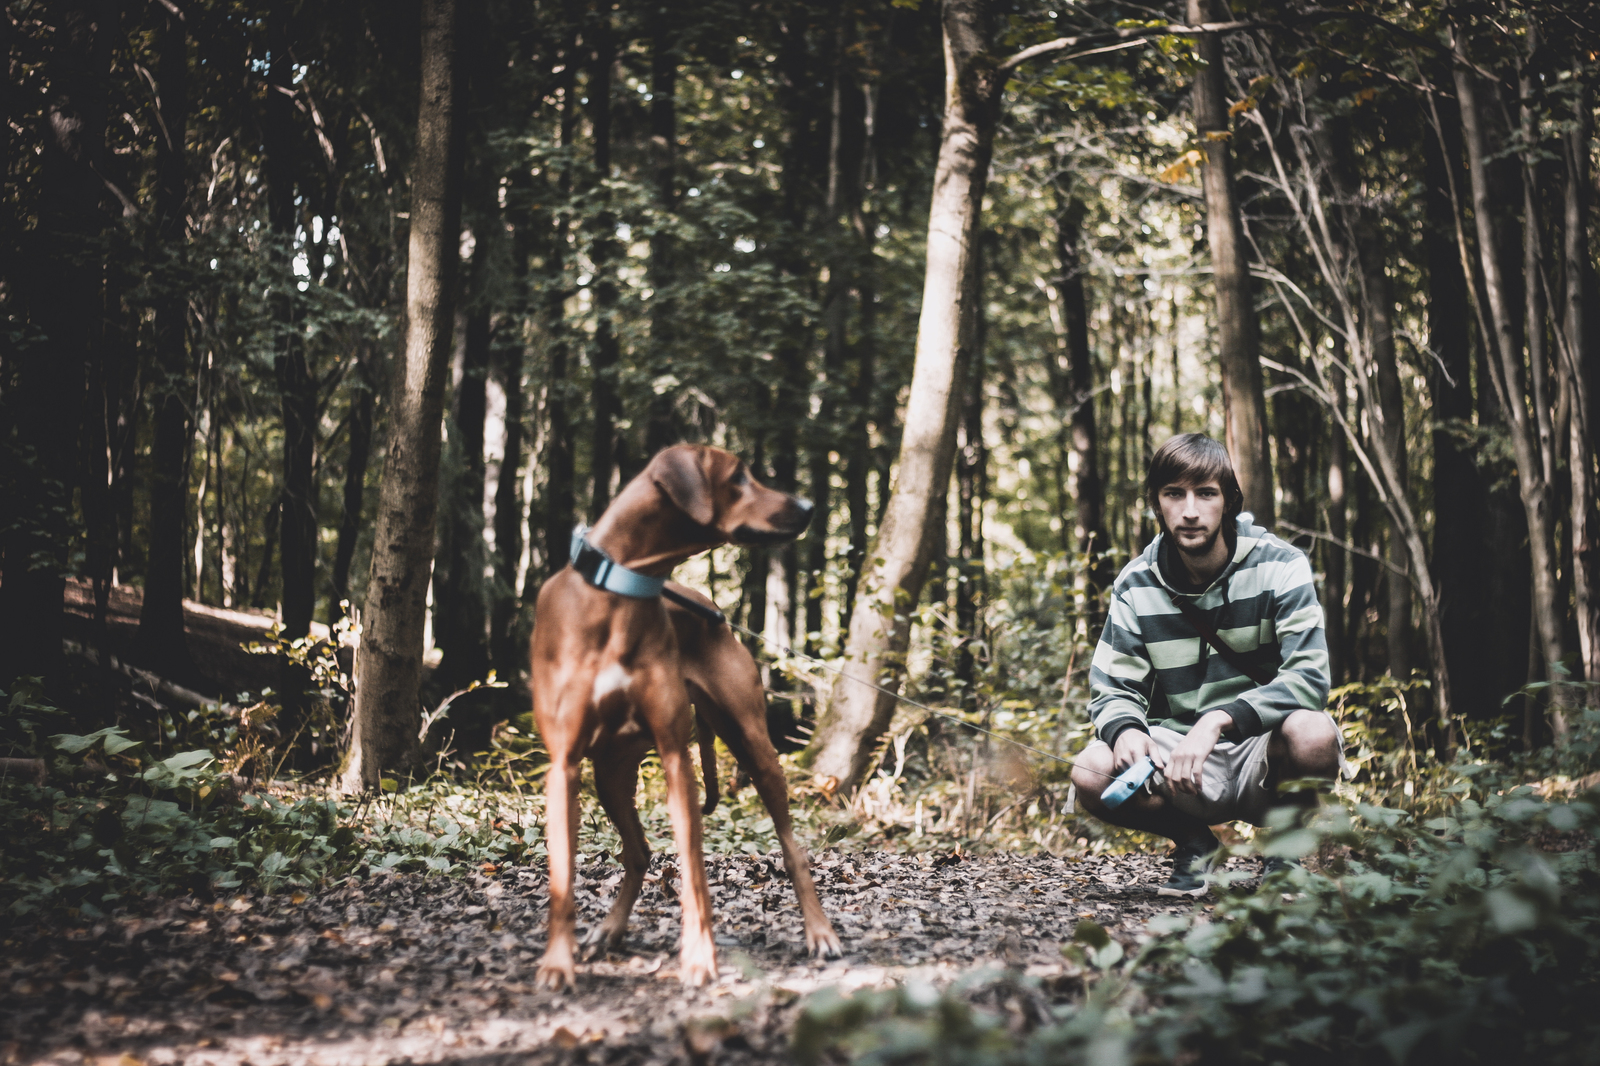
left=0, top=848, right=1269, bottom=1066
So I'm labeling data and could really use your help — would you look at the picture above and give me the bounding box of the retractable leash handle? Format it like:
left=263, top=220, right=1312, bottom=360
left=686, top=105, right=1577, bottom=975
left=1100, top=755, right=1156, bottom=810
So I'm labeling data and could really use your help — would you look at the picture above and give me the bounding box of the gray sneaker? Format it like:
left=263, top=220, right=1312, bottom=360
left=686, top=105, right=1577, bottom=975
left=1158, top=833, right=1219, bottom=898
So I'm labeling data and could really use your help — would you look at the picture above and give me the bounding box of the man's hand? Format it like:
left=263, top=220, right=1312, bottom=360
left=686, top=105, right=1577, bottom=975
left=1111, top=728, right=1164, bottom=774
left=1166, top=710, right=1234, bottom=795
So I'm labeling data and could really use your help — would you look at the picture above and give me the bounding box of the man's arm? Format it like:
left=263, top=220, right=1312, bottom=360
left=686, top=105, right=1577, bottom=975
left=1214, top=551, right=1331, bottom=737
left=1088, top=584, right=1158, bottom=765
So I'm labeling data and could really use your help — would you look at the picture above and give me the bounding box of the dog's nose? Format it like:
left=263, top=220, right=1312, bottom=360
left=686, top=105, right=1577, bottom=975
left=791, top=496, right=815, bottom=529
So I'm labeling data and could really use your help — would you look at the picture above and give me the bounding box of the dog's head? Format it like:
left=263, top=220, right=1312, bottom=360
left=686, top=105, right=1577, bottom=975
left=650, top=444, right=813, bottom=545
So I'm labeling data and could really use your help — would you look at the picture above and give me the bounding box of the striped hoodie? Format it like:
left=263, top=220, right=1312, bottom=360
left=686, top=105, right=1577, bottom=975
left=1087, top=514, right=1330, bottom=745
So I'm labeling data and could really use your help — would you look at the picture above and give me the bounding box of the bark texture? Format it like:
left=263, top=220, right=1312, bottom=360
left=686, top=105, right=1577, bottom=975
left=1187, top=0, right=1272, bottom=523
left=344, top=0, right=464, bottom=790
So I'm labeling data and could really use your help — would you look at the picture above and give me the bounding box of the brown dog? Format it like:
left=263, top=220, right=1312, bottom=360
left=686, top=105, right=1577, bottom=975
left=530, top=444, right=842, bottom=989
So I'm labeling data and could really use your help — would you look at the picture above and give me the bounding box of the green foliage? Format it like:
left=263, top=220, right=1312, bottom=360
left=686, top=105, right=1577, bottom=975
left=791, top=721, right=1600, bottom=1066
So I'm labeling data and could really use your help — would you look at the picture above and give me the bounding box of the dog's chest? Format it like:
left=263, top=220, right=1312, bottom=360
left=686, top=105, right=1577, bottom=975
left=588, top=663, right=648, bottom=746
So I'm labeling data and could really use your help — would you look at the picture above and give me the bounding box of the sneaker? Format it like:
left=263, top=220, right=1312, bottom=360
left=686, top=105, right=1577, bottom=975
left=1158, top=833, right=1219, bottom=898
left=1262, top=855, right=1302, bottom=878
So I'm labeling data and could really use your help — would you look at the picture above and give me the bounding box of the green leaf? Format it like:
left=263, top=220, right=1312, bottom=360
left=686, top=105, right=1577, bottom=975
left=209, top=836, right=238, bottom=848
left=1261, top=829, right=1318, bottom=858
left=1485, top=887, right=1539, bottom=934
left=1073, top=920, right=1110, bottom=949
left=103, top=733, right=143, bottom=756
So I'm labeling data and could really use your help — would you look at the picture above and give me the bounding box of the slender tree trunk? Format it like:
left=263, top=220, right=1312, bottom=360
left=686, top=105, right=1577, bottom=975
left=1055, top=195, right=1110, bottom=612
left=252, top=494, right=280, bottom=609
left=1187, top=0, right=1272, bottom=523
left=1, top=0, right=116, bottom=690
left=435, top=298, right=491, bottom=689
left=136, top=2, right=195, bottom=679
left=1453, top=31, right=1565, bottom=738
left=263, top=12, right=318, bottom=646
left=331, top=349, right=375, bottom=622
left=587, top=14, right=620, bottom=518
left=345, top=0, right=464, bottom=790
left=954, top=258, right=986, bottom=709
left=644, top=9, right=678, bottom=454
left=538, top=60, right=577, bottom=580
left=490, top=324, right=525, bottom=677
left=1324, top=354, right=1348, bottom=686
left=1564, top=83, right=1599, bottom=683
left=842, top=84, right=879, bottom=626
left=806, top=0, right=999, bottom=794
left=1423, top=111, right=1491, bottom=716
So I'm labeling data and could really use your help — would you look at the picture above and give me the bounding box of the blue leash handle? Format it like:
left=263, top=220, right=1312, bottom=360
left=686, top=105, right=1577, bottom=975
left=1100, top=755, right=1157, bottom=809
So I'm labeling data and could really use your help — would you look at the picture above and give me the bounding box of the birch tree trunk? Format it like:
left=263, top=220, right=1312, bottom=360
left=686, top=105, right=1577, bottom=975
left=1187, top=0, right=1272, bottom=523
left=344, top=0, right=464, bottom=790
left=1452, top=30, right=1566, bottom=739
left=805, top=0, right=998, bottom=795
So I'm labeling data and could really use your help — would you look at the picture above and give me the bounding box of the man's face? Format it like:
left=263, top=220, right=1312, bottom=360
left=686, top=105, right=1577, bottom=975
left=1157, top=479, right=1227, bottom=555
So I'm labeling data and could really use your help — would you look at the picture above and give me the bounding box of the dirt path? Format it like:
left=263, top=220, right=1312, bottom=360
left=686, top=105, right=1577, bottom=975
left=1, top=849, right=1265, bottom=1065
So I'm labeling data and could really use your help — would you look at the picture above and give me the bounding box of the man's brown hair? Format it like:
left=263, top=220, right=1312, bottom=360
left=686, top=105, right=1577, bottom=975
left=1145, top=433, right=1244, bottom=522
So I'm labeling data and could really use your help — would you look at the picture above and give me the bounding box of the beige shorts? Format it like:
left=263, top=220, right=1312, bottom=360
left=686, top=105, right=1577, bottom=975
left=1086, top=710, right=1339, bottom=826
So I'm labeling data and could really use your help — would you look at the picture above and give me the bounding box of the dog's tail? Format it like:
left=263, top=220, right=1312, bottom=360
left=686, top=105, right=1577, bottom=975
left=696, top=709, right=719, bottom=815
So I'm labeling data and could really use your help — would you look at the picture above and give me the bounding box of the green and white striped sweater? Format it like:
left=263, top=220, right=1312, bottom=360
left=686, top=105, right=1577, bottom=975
left=1087, top=514, right=1330, bottom=745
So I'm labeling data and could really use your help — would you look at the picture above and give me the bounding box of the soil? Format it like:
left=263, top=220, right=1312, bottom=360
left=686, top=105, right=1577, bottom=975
left=0, top=849, right=1267, bottom=1066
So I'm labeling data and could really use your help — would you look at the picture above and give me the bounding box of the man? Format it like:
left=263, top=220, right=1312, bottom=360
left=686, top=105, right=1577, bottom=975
left=1072, top=433, right=1340, bottom=897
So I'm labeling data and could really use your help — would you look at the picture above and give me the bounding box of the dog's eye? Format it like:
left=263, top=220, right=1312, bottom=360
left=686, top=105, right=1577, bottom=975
left=731, top=467, right=748, bottom=487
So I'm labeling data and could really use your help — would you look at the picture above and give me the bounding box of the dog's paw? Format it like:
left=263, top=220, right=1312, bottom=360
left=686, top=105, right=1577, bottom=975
left=807, top=925, right=844, bottom=960
left=678, top=941, right=718, bottom=987
left=535, top=955, right=577, bottom=991
left=579, top=924, right=622, bottom=961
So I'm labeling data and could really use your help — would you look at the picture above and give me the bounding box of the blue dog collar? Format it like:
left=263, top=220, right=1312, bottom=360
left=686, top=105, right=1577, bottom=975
left=569, top=525, right=668, bottom=599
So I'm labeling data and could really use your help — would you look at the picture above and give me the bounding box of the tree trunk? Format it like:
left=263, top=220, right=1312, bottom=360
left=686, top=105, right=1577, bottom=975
left=263, top=11, right=318, bottom=646
left=136, top=1, right=195, bottom=679
left=434, top=298, right=491, bottom=689
left=954, top=255, right=986, bottom=709
left=331, top=349, right=376, bottom=622
left=587, top=13, right=620, bottom=518
left=644, top=9, right=678, bottom=454
left=1564, top=83, right=1599, bottom=683
left=344, top=0, right=464, bottom=790
left=1187, top=0, right=1272, bottom=523
left=1054, top=195, right=1111, bottom=611
left=1324, top=354, right=1348, bottom=686
left=1, top=0, right=117, bottom=690
left=490, top=324, right=525, bottom=677
left=805, top=0, right=999, bottom=794
left=1423, top=110, right=1492, bottom=716
left=538, top=58, right=578, bottom=580
left=842, top=84, right=879, bottom=626
left=1453, top=30, right=1565, bottom=739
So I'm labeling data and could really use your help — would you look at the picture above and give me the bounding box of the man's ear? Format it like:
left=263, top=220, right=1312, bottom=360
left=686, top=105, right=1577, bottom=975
left=652, top=446, right=715, bottom=526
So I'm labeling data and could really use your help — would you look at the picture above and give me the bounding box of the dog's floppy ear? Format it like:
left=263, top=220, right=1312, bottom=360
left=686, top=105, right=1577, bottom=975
left=652, top=446, right=715, bottom=526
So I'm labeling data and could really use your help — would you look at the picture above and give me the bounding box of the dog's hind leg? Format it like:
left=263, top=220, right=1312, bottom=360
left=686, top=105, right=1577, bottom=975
left=584, top=750, right=651, bottom=957
left=687, top=656, right=842, bottom=959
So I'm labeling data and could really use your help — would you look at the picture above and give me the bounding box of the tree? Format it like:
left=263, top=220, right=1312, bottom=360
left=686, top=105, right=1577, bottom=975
left=345, top=0, right=465, bottom=790
left=806, top=0, right=1000, bottom=794
left=1187, top=0, right=1272, bottom=524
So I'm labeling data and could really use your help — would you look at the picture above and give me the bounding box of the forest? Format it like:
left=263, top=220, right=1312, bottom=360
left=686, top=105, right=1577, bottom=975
left=5, top=0, right=1600, bottom=1063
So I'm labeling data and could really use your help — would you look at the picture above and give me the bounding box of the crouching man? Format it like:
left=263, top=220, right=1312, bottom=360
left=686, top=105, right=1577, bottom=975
left=1072, top=433, right=1341, bottom=897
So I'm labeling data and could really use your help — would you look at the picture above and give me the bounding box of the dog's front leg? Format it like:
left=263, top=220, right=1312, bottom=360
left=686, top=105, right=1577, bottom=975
left=535, top=747, right=584, bottom=991
left=649, top=705, right=718, bottom=986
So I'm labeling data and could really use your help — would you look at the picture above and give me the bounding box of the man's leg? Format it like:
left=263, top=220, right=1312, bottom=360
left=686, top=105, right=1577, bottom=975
left=1263, top=709, right=1340, bottom=793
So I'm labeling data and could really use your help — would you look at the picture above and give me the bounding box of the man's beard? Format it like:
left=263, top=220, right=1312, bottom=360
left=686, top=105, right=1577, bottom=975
left=1171, top=525, right=1221, bottom=557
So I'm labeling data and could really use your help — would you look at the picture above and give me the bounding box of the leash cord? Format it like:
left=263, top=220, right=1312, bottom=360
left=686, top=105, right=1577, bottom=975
left=719, top=617, right=1123, bottom=784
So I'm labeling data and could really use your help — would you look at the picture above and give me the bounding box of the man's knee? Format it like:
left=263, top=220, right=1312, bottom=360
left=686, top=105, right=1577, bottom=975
left=1281, top=710, right=1340, bottom=777
left=1071, top=743, right=1115, bottom=807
